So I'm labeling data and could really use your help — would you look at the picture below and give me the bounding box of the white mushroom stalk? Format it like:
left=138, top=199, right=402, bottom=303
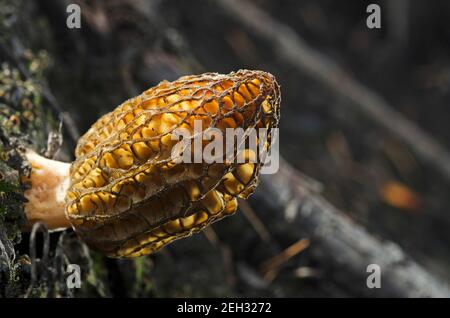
left=23, top=150, right=71, bottom=230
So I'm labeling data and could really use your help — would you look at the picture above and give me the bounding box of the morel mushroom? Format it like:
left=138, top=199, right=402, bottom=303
left=24, top=70, right=281, bottom=258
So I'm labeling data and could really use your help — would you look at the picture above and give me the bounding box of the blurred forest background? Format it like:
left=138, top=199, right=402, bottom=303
left=1, top=0, right=450, bottom=297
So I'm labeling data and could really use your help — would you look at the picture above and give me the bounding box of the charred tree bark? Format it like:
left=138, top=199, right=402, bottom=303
left=0, top=0, right=86, bottom=297
left=251, top=158, right=450, bottom=297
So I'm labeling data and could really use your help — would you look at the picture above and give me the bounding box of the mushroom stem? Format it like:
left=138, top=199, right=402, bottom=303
left=23, top=150, right=71, bottom=230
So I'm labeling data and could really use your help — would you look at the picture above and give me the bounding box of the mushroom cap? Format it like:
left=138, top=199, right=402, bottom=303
left=65, top=69, right=280, bottom=258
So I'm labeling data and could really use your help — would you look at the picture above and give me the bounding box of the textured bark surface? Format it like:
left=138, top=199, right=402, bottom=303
left=252, top=159, right=450, bottom=297
left=0, top=0, right=88, bottom=297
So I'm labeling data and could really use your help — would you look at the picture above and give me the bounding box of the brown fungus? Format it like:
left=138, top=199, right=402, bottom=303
left=24, top=69, right=281, bottom=258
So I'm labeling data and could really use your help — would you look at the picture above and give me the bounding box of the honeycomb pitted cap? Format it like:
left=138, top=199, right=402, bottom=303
left=65, top=69, right=281, bottom=258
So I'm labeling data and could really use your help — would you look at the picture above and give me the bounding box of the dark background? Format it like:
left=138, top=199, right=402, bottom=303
left=1, top=0, right=450, bottom=297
